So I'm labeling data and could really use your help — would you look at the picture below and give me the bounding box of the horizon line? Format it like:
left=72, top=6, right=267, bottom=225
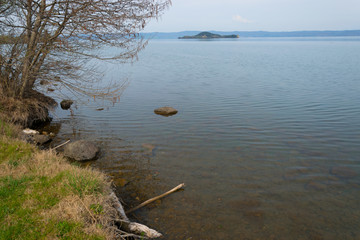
left=142, top=29, right=360, bottom=33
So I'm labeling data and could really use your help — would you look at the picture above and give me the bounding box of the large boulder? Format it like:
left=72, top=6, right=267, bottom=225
left=154, top=106, right=178, bottom=116
left=63, top=140, right=100, bottom=161
left=60, top=100, right=73, bottom=110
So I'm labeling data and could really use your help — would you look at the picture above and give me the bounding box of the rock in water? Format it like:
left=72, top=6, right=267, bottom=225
left=60, top=100, right=74, bottom=110
left=154, top=107, right=178, bottom=116
left=63, top=140, right=100, bottom=161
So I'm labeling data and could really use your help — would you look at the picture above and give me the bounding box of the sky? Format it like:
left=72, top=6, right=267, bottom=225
left=144, top=0, right=360, bottom=32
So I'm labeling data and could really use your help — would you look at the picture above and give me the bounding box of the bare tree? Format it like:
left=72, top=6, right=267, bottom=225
left=0, top=0, right=171, bottom=99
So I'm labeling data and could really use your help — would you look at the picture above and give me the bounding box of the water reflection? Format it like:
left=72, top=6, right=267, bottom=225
left=50, top=117, right=360, bottom=239
left=48, top=39, right=360, bottom=239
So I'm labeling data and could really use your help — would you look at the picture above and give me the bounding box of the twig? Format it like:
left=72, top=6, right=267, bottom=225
left=76, top=195, right=97, bottom=223
left=51, top=140, right=70, bottom=150
left=126, top=183, right=185, bottom=214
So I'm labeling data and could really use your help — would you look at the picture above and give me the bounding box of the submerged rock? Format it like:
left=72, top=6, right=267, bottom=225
left=114, top=178, right=129, bottom=188
left=142, top=143, right=157, bottom=157
left=60, top=100, right=73, bottom=110
left=33, top=134, right=51, bottom=145
left=63, top=140, right=100, bottom=161
left=142, top=143, right=156, bottom=152
left=306, top=181, right=327, bottom=191
left=330, top=166, right=357, bottom=179
left=154, top=106, right=178, bottom=116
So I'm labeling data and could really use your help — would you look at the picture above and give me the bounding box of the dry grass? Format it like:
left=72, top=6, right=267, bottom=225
left=0, top=90, right=57, bottom=127
left=0, top=122, right=125, bottom=240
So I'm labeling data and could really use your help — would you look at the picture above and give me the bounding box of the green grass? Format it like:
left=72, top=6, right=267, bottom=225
left=0, top=174, right=105, bottom=240
left=0, top=121, right=114, bottom=239
left=66, top=170, right=103, bottom=197
left=90, top=204, right=104, bottom=215
left=0, top=175, right=48, bottom=240
left=0, top=139, right=33, bottom=165
left=0, top=119, right=19, bottom=138
left=55, top=220, right=105, bottom=240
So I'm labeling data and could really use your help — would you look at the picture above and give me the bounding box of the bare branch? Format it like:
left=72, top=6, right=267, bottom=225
left=0, top=0, right=171, bottom=99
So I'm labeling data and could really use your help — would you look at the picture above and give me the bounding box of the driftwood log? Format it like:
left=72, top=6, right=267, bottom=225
left=110, top=183, right=185, bottom=238
left=110, top=192, right=162, bottom=238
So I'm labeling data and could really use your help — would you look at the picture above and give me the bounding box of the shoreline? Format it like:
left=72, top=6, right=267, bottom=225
left=0, top=120, right=162, bottom=239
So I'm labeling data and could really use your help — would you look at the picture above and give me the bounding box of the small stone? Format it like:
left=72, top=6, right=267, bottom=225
left=154, top=106, right=178, bottom=116
left=60, top=100, right=73, bottom=110
left=330, top=166, right=357, bottom=179
left=63, top=140, right=100, bottom=161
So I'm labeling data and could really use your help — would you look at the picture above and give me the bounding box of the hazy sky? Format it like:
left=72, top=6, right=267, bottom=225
left=144, top=0, right=360, bottom=32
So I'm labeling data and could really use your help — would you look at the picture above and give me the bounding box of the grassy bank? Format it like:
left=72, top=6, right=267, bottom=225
left=0, top=120, right=119, bottom=239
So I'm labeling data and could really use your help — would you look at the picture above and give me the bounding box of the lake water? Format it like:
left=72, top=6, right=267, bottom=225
left=50, top=38, right=360, bottom=239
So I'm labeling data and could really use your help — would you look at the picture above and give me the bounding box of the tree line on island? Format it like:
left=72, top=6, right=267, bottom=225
left=179, top=31, right=239, bottom=39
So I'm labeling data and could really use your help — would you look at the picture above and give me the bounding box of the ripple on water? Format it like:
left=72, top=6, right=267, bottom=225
left=51, top=39, right=360, bottom=239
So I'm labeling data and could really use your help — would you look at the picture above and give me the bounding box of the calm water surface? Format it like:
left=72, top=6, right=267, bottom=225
left=50, top=38, right=360, bottom=239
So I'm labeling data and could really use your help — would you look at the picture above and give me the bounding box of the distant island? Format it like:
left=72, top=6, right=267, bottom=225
left=141, top=30, right=360, bottom=39
left=179, top=32, right=239, bottom=39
